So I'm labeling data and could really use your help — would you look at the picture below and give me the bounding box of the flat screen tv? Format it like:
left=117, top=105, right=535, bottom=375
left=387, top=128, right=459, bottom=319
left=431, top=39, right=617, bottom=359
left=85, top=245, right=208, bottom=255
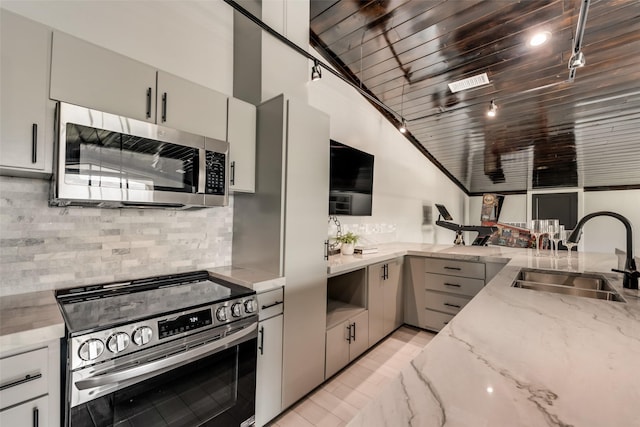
left=329, top=140, right=374, bottom=216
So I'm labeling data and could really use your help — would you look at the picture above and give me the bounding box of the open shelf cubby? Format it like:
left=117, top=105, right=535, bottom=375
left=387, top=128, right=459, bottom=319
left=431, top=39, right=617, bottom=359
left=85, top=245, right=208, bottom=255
left=326, top=268, right=367, bottom=329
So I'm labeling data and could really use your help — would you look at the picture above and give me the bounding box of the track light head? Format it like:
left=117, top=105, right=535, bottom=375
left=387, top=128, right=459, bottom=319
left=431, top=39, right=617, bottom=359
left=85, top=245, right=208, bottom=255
left=311, top=60, right=322, bottom=81
left=487, top=100, right=498, bottom=118
left=399, top=118, right=407, bottom=133
left=568, top=51, right=586, bottom=69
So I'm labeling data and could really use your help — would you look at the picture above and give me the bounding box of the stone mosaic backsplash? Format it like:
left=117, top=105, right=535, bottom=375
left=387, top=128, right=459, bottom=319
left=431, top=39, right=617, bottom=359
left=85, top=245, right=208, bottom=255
left=0, top=176, right=233, bottom=296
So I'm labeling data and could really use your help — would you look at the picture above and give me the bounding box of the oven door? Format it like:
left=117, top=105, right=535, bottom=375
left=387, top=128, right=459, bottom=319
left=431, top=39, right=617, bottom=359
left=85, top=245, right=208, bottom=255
left=67, top=321, right=257, bottom=427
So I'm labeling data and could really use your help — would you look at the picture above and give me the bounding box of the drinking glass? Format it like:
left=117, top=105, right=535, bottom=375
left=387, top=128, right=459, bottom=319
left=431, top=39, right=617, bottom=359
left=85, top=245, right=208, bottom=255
left=547, top=219, right=560, bottom=258
left=564, top=229, right=577, bottom=259
left=529, top=219, right=547, bottom=256
left=555, top=225, right=565, bottom=258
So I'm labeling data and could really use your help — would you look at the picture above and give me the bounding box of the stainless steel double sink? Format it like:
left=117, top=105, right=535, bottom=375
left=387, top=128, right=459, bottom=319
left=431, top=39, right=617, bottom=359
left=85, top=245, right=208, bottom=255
left=512, top=268, right=626, bottom=302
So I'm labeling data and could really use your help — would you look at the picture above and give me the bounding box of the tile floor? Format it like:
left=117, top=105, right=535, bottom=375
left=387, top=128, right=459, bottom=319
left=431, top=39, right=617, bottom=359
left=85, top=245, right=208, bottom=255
left=268, top=326, right=436, bottom=427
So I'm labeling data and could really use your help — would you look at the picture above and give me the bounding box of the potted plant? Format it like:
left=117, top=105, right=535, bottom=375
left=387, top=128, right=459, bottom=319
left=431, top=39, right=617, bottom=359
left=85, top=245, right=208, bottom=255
left=336, top=232, right=359, bottom=255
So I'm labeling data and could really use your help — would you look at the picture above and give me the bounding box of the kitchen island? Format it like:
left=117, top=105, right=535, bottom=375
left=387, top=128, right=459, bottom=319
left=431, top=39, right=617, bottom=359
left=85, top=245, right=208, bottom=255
left=335, top=244, right=640, bottom=427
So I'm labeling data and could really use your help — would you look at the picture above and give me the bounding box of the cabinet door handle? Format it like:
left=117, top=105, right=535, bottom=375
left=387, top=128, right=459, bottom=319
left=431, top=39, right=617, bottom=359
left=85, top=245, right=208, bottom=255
left=161, top=92, right=168, bottom=122
left=0, top=372, right=42, bottom=391
left=444, top=266, right=462, bottom=271
left=346, top=324, right=352, bottom=343
left=33, top=407, right=39, bottom=427
left=261, top=300, right=283, bottom=310
left=443, top=282, right=461, bottom=288
left=444, top=302, right=461, bottom=309
left=31, top=123, right=38, bottom=164
left=258, top=325, right=264, bottom=355
left=351, top=322, right=356, bottom=341
left=146, top=87, right=152, bottom=119
left=324, top=240, right=329, bottom=261
left=230, top=161, right=236, bottom=186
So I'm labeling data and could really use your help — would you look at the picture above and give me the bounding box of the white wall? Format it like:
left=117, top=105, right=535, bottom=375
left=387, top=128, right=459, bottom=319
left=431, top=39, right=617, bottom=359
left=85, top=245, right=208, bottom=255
left=308, top=52, right=467, bottom=244
left=1, top=0, right=234, bottom=95
left=583, top=190, right=640, bottom=256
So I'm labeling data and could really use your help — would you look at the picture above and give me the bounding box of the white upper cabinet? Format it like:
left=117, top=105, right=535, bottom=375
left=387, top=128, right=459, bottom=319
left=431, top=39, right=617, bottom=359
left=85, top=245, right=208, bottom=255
left=50, top=31, right=157, bottom=123
left=156, top=71, right=227, bottom=141
left=0, top=10, right=53, bottom=176
left=227, top=97, right=256, bottom=193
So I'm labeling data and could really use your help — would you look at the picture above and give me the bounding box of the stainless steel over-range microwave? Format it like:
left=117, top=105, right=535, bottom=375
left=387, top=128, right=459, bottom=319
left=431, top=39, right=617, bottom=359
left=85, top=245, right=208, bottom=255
left=51, top=102, right=229, bottom=209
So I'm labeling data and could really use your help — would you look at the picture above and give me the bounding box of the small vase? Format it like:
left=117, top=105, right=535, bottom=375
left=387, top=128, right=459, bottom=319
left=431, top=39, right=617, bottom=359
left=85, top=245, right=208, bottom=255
left=341, top=243, right=355, bottom=255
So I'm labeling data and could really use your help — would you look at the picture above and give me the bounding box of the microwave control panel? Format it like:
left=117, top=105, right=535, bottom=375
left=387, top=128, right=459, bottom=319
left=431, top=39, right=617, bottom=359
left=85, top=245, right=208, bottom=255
left=205, top=151, right=226, bottom=195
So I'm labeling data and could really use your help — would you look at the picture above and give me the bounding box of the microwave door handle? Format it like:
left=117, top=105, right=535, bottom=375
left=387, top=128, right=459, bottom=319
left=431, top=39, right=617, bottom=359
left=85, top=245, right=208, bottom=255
left=198, top=148, right=206, bottom=194
left=75, top=323, right=256, bottom=390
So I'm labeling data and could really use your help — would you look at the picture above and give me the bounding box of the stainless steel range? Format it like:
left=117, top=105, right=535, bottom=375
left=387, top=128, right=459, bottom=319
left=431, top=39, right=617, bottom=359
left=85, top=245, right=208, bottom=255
left=56, top=271, right=258, bottom=427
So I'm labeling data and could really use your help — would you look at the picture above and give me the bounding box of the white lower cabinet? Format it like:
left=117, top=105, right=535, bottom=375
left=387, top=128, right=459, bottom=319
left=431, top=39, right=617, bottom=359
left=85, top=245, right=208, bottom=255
left=255, top=314, right=283, bottom=427
left=368, top=258, right=403, bottom=347
left=0, top=340, right=60, bottom=427
left=0, top=395, right=48, bottom=427
left=325, top=309, right=368, bottom=379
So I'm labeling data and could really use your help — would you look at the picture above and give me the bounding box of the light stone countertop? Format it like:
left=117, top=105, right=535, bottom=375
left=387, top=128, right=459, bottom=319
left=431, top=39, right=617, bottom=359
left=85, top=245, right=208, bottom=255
left=0, top=290, right=65, bottom=354
left=208, top=265, right=285, bottom=293
left=338, top=244, right=640, bottom=427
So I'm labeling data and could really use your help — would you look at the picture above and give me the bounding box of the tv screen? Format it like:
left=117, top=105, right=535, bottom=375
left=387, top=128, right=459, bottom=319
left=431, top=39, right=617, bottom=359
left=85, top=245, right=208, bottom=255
left=329, top=140, right=374, bottom=216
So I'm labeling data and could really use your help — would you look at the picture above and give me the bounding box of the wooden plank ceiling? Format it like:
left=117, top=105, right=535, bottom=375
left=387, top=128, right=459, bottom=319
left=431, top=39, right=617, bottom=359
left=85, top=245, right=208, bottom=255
left=310, top=0, right=640, bottom=194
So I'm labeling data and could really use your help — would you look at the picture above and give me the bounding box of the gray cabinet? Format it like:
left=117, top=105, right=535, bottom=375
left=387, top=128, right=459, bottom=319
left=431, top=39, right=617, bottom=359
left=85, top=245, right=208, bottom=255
left=325, top=308, right=368, bottom=379
left=368, top=257, right=403, bottom=347
left=50, top=32, right=228, bottom=140
left=405, top=257, right=487, bottom=332
left=232, top=95, right=329, bottom=410
left=0, top=340, right=60, bottom=427
left=156, top=71, right=227, bottom=141
left=255, top=287, right=283, bottom=427
left=50, top=31, right=157, bottom=123
left=227, top=97, right=256, bottom=193
left=0, top=10, right=54, bottom=176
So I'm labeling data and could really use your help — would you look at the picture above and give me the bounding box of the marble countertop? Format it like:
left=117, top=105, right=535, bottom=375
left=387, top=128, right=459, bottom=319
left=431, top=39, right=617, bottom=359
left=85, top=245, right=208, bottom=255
left=345, top=244, right=640, bottom=427
left=0, top=290, right=65, bottom=354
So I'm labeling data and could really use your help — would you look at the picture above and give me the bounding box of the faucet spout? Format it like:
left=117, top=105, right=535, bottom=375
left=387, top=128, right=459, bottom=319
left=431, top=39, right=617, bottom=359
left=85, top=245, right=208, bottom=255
left=567, top=211, right=638, bottom=289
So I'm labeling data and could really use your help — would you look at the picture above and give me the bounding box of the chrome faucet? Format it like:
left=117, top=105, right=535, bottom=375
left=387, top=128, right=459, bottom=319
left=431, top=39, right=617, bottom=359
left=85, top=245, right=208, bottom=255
left=567, top=211, right=639, bottom=289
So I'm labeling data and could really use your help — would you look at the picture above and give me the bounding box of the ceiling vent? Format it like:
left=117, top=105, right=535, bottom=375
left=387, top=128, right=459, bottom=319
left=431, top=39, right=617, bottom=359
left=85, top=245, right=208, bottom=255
left=448, top=73, right=490, bottom=93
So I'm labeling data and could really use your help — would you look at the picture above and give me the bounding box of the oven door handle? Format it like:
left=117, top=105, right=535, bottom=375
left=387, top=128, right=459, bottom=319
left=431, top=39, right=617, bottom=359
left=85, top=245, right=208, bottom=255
left=75, top=323, right=256, bottom=391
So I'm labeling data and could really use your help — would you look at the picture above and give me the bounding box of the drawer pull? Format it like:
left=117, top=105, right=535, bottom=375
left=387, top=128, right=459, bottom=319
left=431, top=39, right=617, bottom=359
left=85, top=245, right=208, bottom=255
left=444, top=266, right=462, bottom=271
left=444, top=302, right=461, bottom=309
left=161, top=92, right=168, bottom=122
left=443, top=321, right=449, bottom=325
left=31, top=123, right=38, bottom=164
left=0, top=372, right=42, bottom=391
left=261, top=300, right=283, bottom=310
left=258, top=326, right=265, bottom=355
left=443, top=282, right=461, bottom=287
left=146, top=87, right=152, bottom=118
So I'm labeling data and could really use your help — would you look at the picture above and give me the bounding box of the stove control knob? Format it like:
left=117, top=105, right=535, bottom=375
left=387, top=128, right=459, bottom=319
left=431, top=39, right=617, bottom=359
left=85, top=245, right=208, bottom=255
left=244, top=299, right=257, bottom=314
left=78, top=338, right=104, bottom=361
left=107, top=332, right=130, bottom=354
left=132, top=326, right=153, bottom=346
left=231, top=303, right=242, bottom=318
left=216, top=306, right=228, bottom=322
